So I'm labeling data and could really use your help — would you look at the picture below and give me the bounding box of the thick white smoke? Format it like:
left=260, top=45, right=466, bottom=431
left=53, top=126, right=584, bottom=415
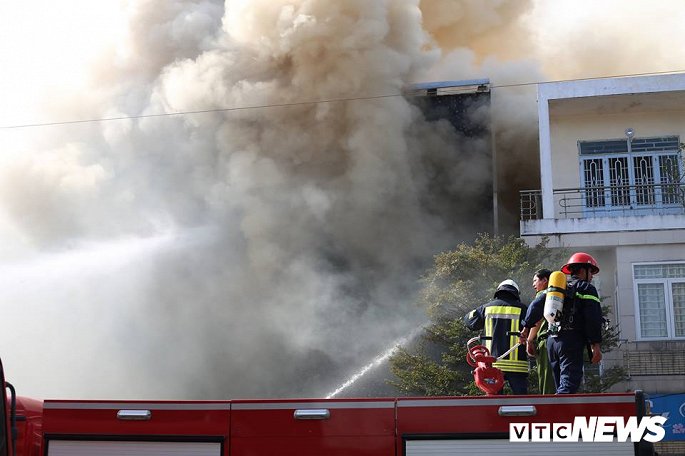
left=0, top=0, right=488, bottom=399
left=0, top=0, right=683, bottom=399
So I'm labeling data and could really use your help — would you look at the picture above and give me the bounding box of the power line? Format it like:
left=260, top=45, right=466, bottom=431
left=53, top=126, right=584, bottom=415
left=0, top=93, right=400, bottom=130
left=2, top=69, right=684, bottom=130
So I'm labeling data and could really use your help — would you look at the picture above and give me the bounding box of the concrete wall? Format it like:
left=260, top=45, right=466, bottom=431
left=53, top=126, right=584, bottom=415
left=620, top=373, right=685, bottom=394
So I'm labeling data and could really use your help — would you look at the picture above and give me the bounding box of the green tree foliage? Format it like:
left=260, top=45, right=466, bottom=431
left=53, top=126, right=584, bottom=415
left=389, top=319, right=474, bottom=396
left=388, top=233, right=626, bottom=396
left=418, top=234, right=562, bottom=321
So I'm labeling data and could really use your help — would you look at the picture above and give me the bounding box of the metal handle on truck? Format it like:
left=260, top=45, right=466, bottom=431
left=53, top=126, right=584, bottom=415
left=498, top=405, right=537, bottom=416
left=117, top=410, right=152, bottom=421
left=294, top=409, right=330, bottom=420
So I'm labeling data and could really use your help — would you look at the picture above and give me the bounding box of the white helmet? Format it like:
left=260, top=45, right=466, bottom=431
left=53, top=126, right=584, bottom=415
left=495, top=279, right=520, bottom=297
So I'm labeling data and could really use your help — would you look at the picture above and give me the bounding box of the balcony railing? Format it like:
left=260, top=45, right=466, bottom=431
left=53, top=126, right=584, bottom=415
left=520, top=190, right=543, bottom=220
left=521, top=183, right=685, bottom=220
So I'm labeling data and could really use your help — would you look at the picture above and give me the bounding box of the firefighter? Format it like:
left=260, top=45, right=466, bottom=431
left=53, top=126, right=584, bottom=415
left=519, top=269, right=556, bottom=394
left=547, top=252, right=603, bottom=394
left=464, top=279, right=528, bottom=395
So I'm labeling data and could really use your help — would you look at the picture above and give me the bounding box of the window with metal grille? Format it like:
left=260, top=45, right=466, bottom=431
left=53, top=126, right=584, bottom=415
left=579, top=136, right=683, bottom=212
left=660, top=154, right=682, bottom=204
left=608, top=156, right=630, bottom=206
left=583, top=157, right=605, bottom=207
left=633, top=262, right=685, bottom=340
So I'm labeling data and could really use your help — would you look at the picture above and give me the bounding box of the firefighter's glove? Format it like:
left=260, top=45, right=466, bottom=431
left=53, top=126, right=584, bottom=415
left=590, top=343, right=602, bottom=364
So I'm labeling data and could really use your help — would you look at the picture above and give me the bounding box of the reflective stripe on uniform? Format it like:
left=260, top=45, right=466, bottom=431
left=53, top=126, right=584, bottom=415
left=485, top=313, right=494, bottom=352
left=484, top=306, right=522, bottom=320
left=576, top=292, right=600, bottom=303
left=493, top=359, right=528, bottom=373
left=510, top=317, right=518, bottom=361
left=484, top=305, right=524, bottom=365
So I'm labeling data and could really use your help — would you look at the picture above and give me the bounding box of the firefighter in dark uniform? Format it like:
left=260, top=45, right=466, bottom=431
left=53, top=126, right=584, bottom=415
left=547, top=253, right=603, bottom=394
left=520, top=269, right=556, bottom=394
left=464, top=279, right=528, bottom=395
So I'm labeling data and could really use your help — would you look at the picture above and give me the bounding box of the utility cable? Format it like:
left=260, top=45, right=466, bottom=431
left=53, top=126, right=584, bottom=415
left=1, top=69, right=684, bottom=130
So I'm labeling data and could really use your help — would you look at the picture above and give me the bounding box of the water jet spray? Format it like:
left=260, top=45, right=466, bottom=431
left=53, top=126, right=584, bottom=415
left=325, top=325, right=425, bottom=399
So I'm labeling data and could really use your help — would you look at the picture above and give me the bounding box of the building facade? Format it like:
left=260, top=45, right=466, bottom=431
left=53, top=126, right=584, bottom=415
left=520, top=74, right=685, bottom=395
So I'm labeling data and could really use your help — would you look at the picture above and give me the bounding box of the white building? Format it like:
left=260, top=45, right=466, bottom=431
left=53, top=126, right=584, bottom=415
left=520, top=73, right=685, bottom=394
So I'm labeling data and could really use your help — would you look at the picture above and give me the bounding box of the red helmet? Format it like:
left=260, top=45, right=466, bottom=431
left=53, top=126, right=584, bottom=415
left=561, top=252, right=600, bottom=274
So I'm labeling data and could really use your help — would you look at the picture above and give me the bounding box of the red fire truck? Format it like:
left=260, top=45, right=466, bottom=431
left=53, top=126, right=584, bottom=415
left=1, top=358, right=657, bottom=456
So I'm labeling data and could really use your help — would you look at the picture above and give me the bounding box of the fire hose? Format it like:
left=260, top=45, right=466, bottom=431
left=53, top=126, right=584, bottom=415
left=466, top=336, right=522, bottom=395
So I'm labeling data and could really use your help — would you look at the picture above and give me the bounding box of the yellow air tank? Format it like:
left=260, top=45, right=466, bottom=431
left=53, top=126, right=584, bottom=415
left=543, top=270, right=567, bottom=325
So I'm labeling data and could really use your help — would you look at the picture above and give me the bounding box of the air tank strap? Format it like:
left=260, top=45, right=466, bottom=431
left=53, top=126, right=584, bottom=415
left=547, top=285, right=566, bottom=294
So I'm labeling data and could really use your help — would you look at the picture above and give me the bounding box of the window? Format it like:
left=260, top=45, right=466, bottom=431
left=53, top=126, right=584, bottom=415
left=633, top=262, right=685, bottom=340
left=579, top=136, right=683, bottom=214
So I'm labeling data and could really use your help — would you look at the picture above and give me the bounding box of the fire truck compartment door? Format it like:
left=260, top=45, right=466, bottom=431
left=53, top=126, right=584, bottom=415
left=405, top=439, right=635, bottom=455
left=47, top=440, right=221, bottom=456
left=231, top=400, right=395, bottom=456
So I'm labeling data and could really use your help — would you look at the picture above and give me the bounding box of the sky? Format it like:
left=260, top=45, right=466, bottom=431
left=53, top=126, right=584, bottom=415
left=0, top=0, right=684, bottom=400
